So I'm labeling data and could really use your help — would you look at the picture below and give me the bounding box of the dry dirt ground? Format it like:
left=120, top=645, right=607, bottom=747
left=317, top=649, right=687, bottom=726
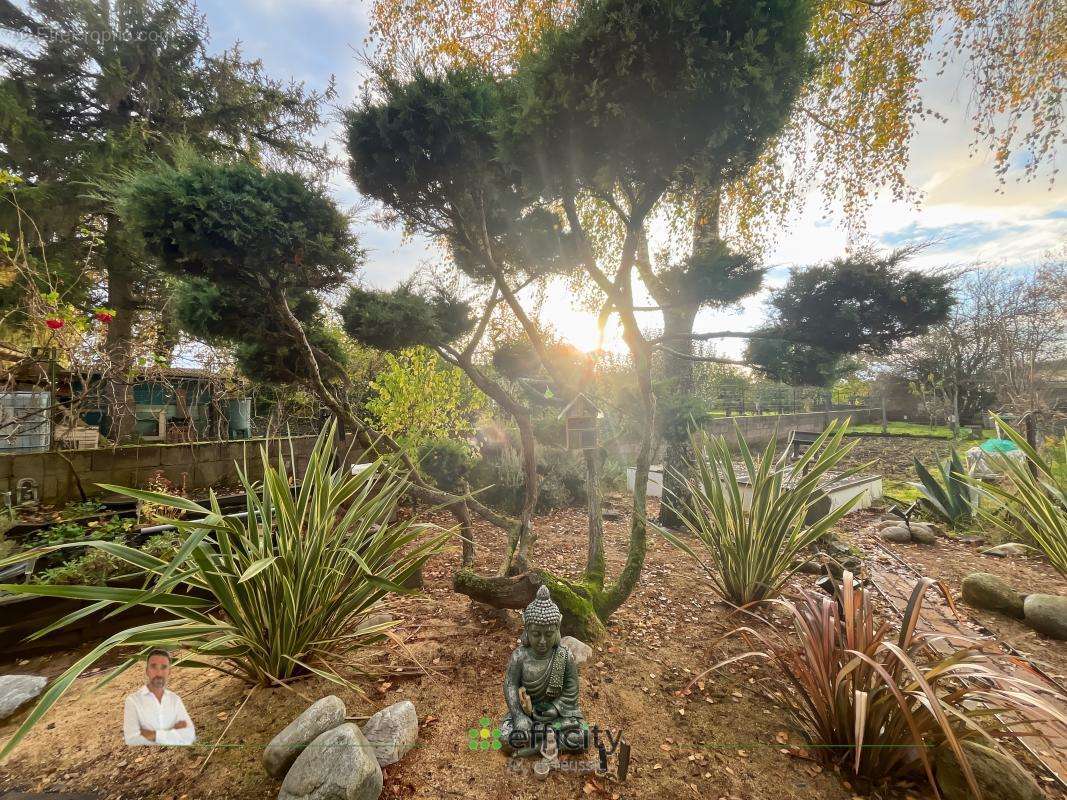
left=1, top=437, right=1065, bottom=800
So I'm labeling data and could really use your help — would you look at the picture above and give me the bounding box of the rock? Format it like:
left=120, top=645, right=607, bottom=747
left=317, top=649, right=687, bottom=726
left=910, top=526, right=938, bottom=545
left=880, top=525, right=912, bottom=543
left=960, top=573, right=1025, bottom=619
left=821, top=537, right=853, bottom=559
left=934, top=740, right=1043, bottom=800
left=264, top=695, right=347, bottom=779
left=560, top=636, right=594, bottom=667
left=279, top=723, right=382, bottom=800
left=795, top=560, right=824, bottom=575
left=875, top=518, right=904, bottom=530
left=1023, top=594, right=1067, bottom=639
left=0, top=675, right=47, bottom=721
left=401, top=564, right=423, bottom=590
left=360, top=700, right=418, bottom=767
left=980, top=542, right=1031, bottom=557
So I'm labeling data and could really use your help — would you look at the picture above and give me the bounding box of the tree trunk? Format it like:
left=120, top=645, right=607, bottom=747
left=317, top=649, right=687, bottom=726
left=452, top=568, right=605, bottom=641
left=103, top=247, right=138, bottom=445
left=658, top=304, right=699, bottom=528
left=583, top=447, right=605, bottom=583
left=504, top=413, right=539, bottom=576
left=657, top=179, right=720, bottom=527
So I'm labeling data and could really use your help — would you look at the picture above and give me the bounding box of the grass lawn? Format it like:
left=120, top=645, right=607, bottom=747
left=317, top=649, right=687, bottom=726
left=849, top=421, right=996, bottom=439
left=882, top=477, right=925, bottom=505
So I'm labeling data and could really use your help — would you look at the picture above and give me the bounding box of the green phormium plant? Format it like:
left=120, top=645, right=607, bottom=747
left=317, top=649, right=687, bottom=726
left=0, top=424, right=449, bottom=757
left=976, top=417, right=1067, bottom=576
left=658, top=421, right=864, bottom=606
left=911, top=450, right=980, bottom=528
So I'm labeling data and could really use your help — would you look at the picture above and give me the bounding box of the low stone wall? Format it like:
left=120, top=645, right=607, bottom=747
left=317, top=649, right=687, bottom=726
left=1, top=436, right=319, bottom=506
left=702, top=408, right=873, bottom=448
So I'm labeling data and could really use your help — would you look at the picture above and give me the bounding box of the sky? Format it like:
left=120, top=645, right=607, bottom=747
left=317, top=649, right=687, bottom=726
left=197, top=0, right=1065, bottom=357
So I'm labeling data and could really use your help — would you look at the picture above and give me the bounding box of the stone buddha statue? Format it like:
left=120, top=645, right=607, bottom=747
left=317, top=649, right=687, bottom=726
left=500, top=585, right=587, bottom=757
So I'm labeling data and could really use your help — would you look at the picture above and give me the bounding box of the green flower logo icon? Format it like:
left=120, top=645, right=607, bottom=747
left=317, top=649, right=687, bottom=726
left=467, top=717, right=501, bottom=752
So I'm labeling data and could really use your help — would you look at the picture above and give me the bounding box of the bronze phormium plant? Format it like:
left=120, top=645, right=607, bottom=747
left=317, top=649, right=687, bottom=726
left=698, top=574, right=1066, bottom=795
left=658, top=420, right=863, bottom=606
left=0, top=423, right=450, bottom=757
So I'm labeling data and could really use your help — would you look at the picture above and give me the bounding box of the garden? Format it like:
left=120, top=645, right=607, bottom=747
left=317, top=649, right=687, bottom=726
left=0, top=2, right=1065, bottom=800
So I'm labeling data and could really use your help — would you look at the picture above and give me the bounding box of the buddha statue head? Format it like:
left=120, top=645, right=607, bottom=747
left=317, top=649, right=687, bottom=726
left=521, top=585, right=562, bottom=658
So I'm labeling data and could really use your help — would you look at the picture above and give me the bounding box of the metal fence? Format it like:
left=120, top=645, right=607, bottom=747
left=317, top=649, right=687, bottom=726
left=0, top=390, right=51, bottom=452
left=701, top=384, right=863, bottom=417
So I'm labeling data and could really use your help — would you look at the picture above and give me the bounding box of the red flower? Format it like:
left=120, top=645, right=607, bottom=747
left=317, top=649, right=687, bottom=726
left=94, top=311, right=114, bottom=324
left=45, top=318, right=65, bottom=330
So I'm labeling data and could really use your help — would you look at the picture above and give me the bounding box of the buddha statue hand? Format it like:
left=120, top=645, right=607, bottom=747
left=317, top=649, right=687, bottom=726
left=512, top=713, right=533, bottom=733
left=534, top=706, right=559, bottom=722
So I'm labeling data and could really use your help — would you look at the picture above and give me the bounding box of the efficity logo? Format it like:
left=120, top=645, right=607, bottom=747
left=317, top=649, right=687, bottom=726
left=468, top=717, right=502, bottom=752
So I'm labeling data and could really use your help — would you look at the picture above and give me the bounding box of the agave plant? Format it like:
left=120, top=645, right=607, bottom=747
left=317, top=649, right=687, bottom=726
left=911, top=450, right=980, bottom=528
left=0, top=423, right=449, bottom=757
left=698, top=574, right=1066, bottom=794
left=658, top=420, right=864, bottom=606
left=976, top=416, right=1067, bottom=576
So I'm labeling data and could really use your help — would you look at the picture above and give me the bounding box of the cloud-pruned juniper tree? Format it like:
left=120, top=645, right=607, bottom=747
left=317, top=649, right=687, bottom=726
left=743, top=250, right=955, bottom=386
left=363, top=0, right=988, bottom=530
left=120, top=162, right=358, bottom=385
left=343, top=0, right=830, bottom=636
left=119, top=159, right=522, bottom=570
left=342, top=67, right=599, bottom=616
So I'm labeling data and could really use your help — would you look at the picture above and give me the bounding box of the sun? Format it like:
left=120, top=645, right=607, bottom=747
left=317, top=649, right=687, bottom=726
left=549, top=304, right=626, bottom=354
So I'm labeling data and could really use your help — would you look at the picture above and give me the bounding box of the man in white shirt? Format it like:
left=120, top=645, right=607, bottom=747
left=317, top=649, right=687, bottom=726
left=123, top=648, right=196, bottom=746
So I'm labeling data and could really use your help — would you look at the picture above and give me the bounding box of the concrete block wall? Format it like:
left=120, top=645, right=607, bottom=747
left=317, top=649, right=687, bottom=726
left=1, top=436, right=319, bottom=506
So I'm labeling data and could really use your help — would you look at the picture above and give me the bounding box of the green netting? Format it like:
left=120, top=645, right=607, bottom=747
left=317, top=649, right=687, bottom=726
left=979, top=438, right=1019, bottom=453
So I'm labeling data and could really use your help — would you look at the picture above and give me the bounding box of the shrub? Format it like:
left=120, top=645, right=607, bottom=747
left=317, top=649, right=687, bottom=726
left=469, top=444, right=589, bottom=515
left=364, top=346, right=485, bottom=449
left=29, top=533, right=181, bottom=587
left=0, top=423, right=449, bottom=758
left=601, top=458, right=627, bottom=493
left=911, top=450, right=980, bottom=528
left=469, top=445, right=527, bottom=515
left=538, top=447, right=587, bottom=507
left=29, top=516, right=135, bottom=569
left=418, top=437, right=474, bottom=493
left=703, top=574, right=1066, bottom=793
left=976, top=418, right=1066, bottom=575
left=537, top=473, right=571, bottom=512
left=658, top=421, right=862, bottom=605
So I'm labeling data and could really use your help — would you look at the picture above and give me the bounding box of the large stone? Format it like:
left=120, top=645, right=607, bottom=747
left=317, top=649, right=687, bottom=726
left=980, top=542, right=1031, bottom=557
left=278, top=723, right=383, bottom=800
left=360, top=700, right=418, bottom=767
left=880, top=525, right=912, bottom=543
left=960, top=573, right=1024, bottom=619
left=934, top=740, right=1043, bottom=800
left=910, top=526, right=938, bottom=545
left=560, top=636, right=593, bottom=667
left=1023, top=594, right=1067, bottom=640
left=264, top=695, right=347, bottom=779
left=0, top=675, right=47, bottom=721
